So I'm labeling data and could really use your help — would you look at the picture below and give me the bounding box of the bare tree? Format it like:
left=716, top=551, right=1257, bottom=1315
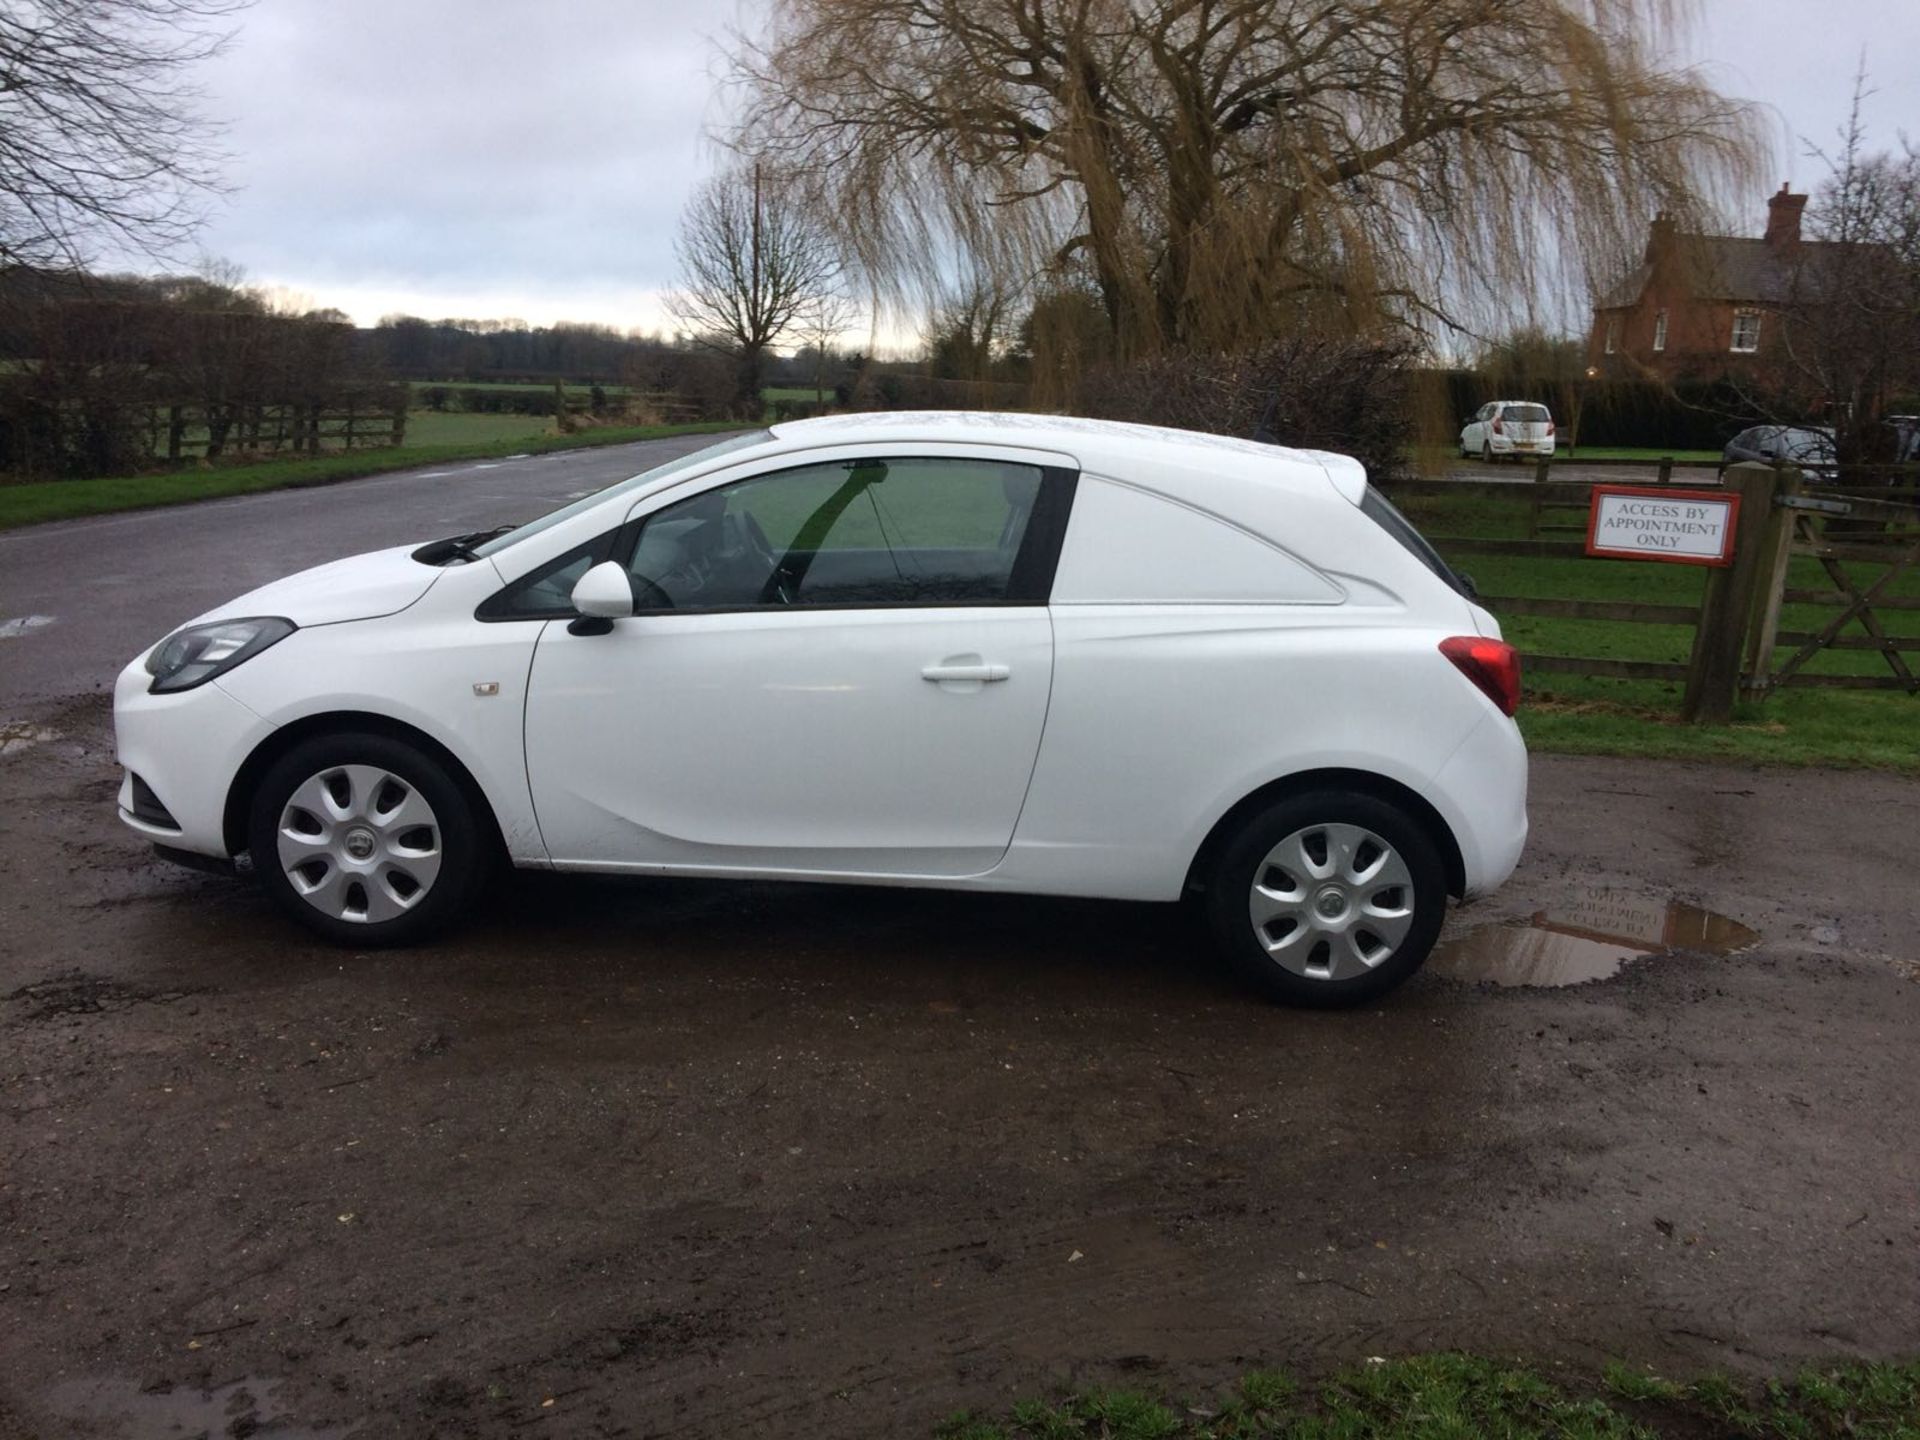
left=1780, top=75, right=1920, bottom=463
left=925, top=280, right=1016, bottom=387
left=0, top=0, right=246, bottom=269
left=794, top=290, right=858, bottom=404
left=728, top=0, right=1766, bottom=365
left=666, top=163, right=843, bottom=413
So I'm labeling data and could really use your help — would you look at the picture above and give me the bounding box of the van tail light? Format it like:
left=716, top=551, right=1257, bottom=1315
left=1546, top=420, right=1556, bottom=436
left=1490, top=417, right=1504, bottom=435
left=1440, top=636, right=1521, bottom=716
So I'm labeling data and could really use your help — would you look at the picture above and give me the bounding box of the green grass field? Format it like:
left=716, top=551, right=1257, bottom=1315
left=0, top=421, right=746, bottom=530
left=1387, top=486, right=1920, bottom=771
left=1416, top=445, right=1721, bottom=469
left=401, top=410, right=558, bottom=447
left=937, top=1353, right=1920, bottom=1440
left=1557, top=446, right=1722, bottom=463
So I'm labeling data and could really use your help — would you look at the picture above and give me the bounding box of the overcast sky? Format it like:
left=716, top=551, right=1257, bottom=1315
left=183, top=0, right=1920, bottom=336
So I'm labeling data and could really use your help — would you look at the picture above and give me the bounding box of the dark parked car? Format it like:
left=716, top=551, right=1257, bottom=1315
left=1888, top=416, right=1919, bottom=464
left=1721, top=425, right=1838, bottom=481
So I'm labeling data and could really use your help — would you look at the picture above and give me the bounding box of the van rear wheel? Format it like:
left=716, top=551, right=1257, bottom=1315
left=1203, top=790, right=1447, bottom=1007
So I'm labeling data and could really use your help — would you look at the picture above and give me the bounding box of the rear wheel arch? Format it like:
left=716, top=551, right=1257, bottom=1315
left=1184, top=768, right=1466, bottom=901
left=223, top=711, right=507, bottom=863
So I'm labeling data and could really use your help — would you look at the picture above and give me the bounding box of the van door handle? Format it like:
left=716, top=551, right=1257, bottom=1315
left=921, top=662, right=1010, bottom=683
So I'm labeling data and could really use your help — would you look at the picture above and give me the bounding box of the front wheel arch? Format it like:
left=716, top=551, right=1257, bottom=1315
left=1183, top=768, right=1466, bottom=902
left=223, top=711, right=507, bottom=865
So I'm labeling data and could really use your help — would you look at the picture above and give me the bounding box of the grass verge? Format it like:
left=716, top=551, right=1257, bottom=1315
left=0, top=422, right=747, bottom=531
left=1412, top=446, right=1722, bottom=471
left=1555, top=447, right=1722, bottom=464
left=399, top=410, right=560, bottom=447
left=938, top=1353, right=1920, bottom=1439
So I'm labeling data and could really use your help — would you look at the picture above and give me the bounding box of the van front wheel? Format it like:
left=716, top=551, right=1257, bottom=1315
left=248, top=732, right=484, bottom=947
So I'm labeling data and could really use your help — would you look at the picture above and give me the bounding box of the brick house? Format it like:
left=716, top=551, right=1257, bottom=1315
left=1586, top=185, right=1834, bottom=385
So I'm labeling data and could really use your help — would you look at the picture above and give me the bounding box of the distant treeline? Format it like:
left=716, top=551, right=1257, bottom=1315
left=374, top=315, right=651, bottom=385
left=0, top=267, right=394, bottom=477
left=373, top=314, right=857, bottom=394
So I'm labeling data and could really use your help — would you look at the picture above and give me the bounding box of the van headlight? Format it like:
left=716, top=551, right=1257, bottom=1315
left=145, top=617, right=295, bottom=694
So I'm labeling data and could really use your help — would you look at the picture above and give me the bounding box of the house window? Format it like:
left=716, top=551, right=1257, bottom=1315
left=1604, top=317, right=1619, bottom=354
left=1730, top=309, right=1761, bottom=353
left=1653, top=309, right=1668, bottom=352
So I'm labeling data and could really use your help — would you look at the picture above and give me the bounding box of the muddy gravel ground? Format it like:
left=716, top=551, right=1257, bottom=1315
left=1, top=695, right=1916, bottom=1439
left=0, top=446, right=1915, bottom=1438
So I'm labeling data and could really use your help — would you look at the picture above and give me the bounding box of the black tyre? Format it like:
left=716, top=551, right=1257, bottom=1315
left=1481, top=441, right=1495, bottom=465
left=248, top=731, right=486, bottom=947
left=1202, top=790, right=1448, bottom=1007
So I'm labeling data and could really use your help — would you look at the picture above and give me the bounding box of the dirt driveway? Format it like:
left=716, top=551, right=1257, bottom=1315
left=1, top=690, right=1916, bottom=1439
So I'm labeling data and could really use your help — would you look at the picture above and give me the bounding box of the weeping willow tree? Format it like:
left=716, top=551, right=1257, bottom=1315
left=728, top=0, right=1767, bottom=383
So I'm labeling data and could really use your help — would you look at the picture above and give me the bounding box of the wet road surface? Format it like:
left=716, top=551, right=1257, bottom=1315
left=0, top=434, right=740, bottom=715
left=1, top=445, right=1916, bottom=1438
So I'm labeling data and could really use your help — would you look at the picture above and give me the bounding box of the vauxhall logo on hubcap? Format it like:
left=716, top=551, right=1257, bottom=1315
left=343, top=828, right=377, bottom=861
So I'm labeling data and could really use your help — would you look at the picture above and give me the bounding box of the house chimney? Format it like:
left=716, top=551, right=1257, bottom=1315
left=1765, top=183, right=1807, bottom=247
left=1645, top=211, right=1677, bottom=263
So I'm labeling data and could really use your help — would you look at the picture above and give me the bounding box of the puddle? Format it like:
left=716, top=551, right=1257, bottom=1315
left=0, top=722, right=58, bottom=757
left=40, top=1374, right=356, bottom=1439
left=0, top=613, right=56, bottom=638
left=1430, top=886, right=1759, bottom=988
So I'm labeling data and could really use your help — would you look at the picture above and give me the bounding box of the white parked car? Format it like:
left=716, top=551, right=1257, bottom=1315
left=115, top=413, right=1527, bottom=1005
left=1460, top=400, right=1556, bottom=462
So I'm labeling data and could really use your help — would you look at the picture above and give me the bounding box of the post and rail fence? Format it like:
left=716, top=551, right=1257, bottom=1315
left=0, top=389, right=410, bottom=478
left=1376, top=455, right=1920, bottom=722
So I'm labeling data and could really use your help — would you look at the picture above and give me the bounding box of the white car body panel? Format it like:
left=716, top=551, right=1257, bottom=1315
left=1050, top=476, right=1344, bottom=605
left=205, top=562, right=551, bottom=863
left=112, top=411, right=1528, bottom=921
left=187, top=543, right=443, bottom=628
left=113, top=659, right=273, bottom=846
left=989, top=609, right=1516, bottom=900
left=524, top=607, right=1053, bottom=877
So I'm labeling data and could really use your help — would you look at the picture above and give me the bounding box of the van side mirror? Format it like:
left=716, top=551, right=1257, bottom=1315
left=569, top=561, right=634, bottom=627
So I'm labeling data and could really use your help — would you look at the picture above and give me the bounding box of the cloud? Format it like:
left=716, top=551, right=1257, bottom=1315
left=170, top=0, right=1920, bottom=331
left=191, top=0, right=747, bottom=326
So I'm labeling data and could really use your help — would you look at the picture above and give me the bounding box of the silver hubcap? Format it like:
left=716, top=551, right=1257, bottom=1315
left=1248, top=823, right=1416, bottom=981
left=276, top=765, right=442, bottom=924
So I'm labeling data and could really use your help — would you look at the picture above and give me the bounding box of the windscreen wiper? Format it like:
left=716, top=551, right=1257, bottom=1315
left=410, top=525, right=516, bottom=566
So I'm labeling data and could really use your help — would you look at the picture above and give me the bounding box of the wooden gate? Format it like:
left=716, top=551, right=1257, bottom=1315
left=1746, top=481, right=1920, bottom=697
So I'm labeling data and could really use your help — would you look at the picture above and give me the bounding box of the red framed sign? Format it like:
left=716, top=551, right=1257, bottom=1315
left=1584, top=486, right=1740, bottom=566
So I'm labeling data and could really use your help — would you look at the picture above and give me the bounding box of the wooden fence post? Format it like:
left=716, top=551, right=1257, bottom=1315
left=389, top=399, right=406, bottom=448
left=1527, top=457, right=1549, bottom=537
left=1739, top=465, right=1802, bottom=698
left=1681, top=463, right=1779, bottom=723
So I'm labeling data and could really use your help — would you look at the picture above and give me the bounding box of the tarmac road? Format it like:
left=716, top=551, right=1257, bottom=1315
left=0, top=443, right=1915, bottom=1439
left=0, top=434, right=742, bottom=718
